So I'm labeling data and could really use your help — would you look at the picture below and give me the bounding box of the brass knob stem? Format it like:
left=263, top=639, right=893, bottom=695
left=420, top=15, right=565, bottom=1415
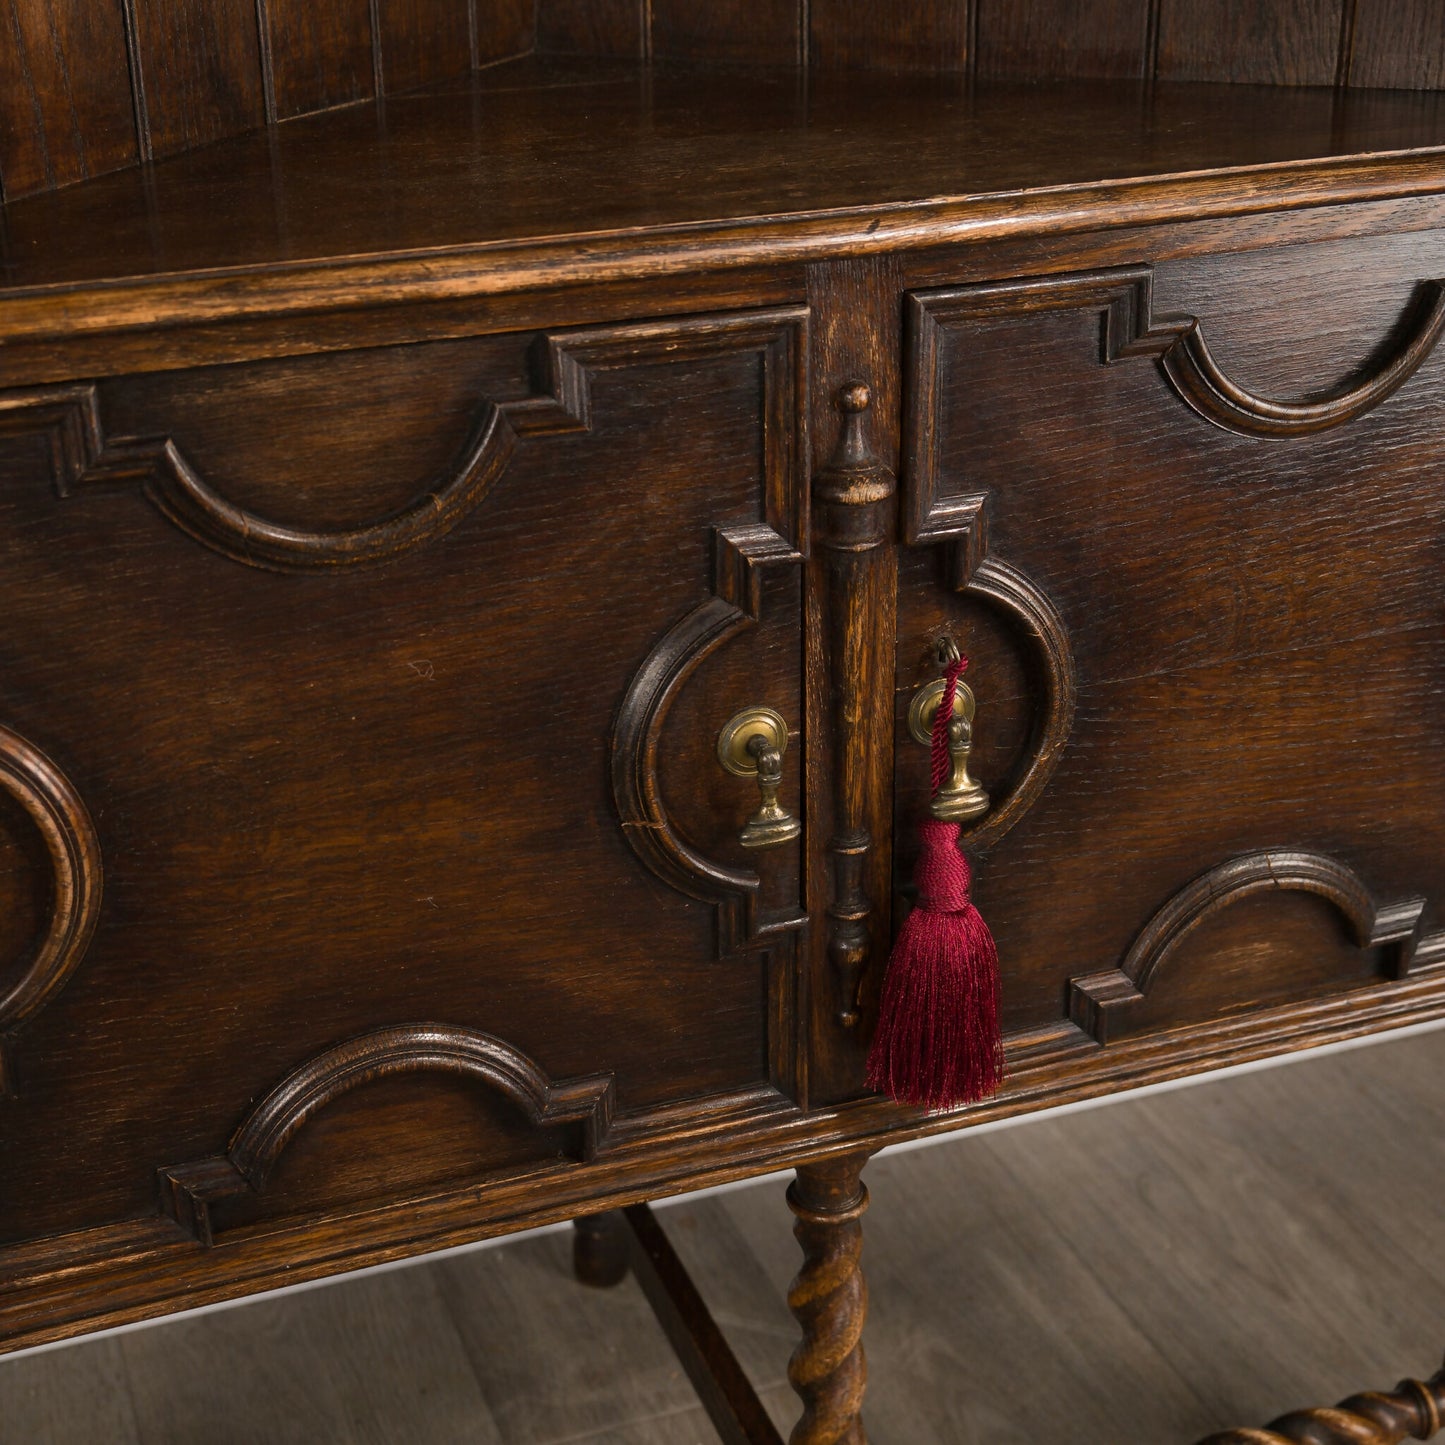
left=907, top=676, right=990, bottom=823
left=717, top=707, right=802, bottom=849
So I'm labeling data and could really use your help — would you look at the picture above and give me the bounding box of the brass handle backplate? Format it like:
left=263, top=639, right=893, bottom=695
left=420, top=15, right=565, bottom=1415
left=717, top=706, right=802, bottom=849
left=908, top=676, right=990, bottom=822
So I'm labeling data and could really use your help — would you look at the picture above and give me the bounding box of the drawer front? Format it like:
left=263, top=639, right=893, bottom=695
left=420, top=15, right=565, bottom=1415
left=0, top=307, right=808, bottom=1247
left=896, top=229, right=1445, bottom=1073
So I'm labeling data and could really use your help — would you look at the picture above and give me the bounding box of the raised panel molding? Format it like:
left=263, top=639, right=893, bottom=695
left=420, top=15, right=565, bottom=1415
left=159, top=1024, right=617, bottom=1245
left=610, top=310, right=809, bottom=959
left=0, top=725, right=103, bottom=1096
left=906, top=266, right=1445, bottom=470
left=1069, top=850, right=1445, bottom=1045
left=0, top=308, right=811, bottom=572
left=898, top=299, right=1079, bottom=853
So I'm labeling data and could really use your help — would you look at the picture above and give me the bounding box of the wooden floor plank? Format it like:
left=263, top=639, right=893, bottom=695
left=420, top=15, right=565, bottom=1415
left=116, top=1266, right=504, bottom=1445
left=0, top=1337, right=141, bottom=1444
left=432, top=1227, right=715, bottom=1445
left=985, top=1036, right=1445, bottom=1433
left=707, top=1135, right=1214, bottom=1443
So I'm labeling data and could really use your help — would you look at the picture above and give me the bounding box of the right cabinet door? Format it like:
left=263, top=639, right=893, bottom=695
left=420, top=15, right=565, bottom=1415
left=895, top=227, right=1445, bottom=1084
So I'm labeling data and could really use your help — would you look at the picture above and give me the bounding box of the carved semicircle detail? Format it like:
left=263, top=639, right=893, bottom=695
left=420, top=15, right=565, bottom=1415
left=1068, top=850, right=1445, bottom=1045
left=610, top=529, right=807, bottom=957
left=0, top=724, right=103, bottom=1096
left=608, top=310, right=809, bottom=957
left=159, top=1024, right=616, bottom=1244
left=956, top=550, right=1077, bottom=855
left=895, top=491, right=1078, bottom=855
left=907, top=267, right=1445, bottom=460
left=0, top=306, right=810, bottom=572
left=1109, top=270, right=1445, bottom=439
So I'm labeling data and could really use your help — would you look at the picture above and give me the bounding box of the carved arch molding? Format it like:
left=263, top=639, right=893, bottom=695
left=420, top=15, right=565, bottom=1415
left=904, top=265, right=1445, bottom=1051
left=0, top=726, right=102, bottom=1096
left=159, top=1025, right=616, bottom=1246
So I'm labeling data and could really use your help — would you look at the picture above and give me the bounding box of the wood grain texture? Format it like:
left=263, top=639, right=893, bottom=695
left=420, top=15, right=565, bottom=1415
left=1156, top=0, right=1345, bottom=84
left=786, top=1155, right=870, bottom=1445
left=1069, top=851, right=1443, bottom=1045
left=473, top=0, right=533, bottom=66
left=1, top=1031, right=1441, bottom=1441
left=805, top=257, right=902, bottom=1103
left=0, top=0, right=139, bottom=199
left=0, top=724, right=103, bottom=1098
left=1198, top=1359, right=1445, bottom=1444
left=808, top=0, right=968, bottom=72
left=129, top=0, right=265, bottom=160
left=9, top=68, right=1445, bottom=323
left=623, top=1202, right=786, bottom=1445
left=266, top=0, right=376, bottom=119
left=1350, top=0, right=1445, bottom=91
left=120, top=1266, right=506, bottom=1444
left=375, top=0, right=475, bottom=93
left=535, top=0, right=640, bottom=56
left=812, top=384, right=897, bottom=1035
left=651, top=0, right=800, bottom=66
left=976, top=0, right=1150, bottom=80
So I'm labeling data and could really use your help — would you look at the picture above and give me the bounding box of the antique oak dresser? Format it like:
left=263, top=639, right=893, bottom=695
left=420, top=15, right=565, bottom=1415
left=3, top=3, right=1445, bottom=1441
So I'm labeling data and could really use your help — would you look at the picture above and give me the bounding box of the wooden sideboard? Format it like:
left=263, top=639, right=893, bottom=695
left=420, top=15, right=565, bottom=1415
left=4, top=9, right=1445, bottom=1440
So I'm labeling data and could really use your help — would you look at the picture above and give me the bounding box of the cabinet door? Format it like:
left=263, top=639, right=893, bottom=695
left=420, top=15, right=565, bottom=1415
left=0, top=307, right=808, bottom=1251
left=896, top=230, right=1445, bottom=1093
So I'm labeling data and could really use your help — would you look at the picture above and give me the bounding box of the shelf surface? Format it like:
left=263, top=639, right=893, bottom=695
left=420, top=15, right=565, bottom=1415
left=4, top=58, right=1445, bottom=330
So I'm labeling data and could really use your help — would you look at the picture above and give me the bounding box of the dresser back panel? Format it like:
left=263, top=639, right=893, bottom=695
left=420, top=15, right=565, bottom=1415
left=0, top=322, right=805, bottom=1245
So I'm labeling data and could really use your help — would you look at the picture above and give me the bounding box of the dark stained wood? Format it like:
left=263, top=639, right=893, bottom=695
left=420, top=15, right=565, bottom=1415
left=623, top=1202, right=787, bottom=1445
left=0, top=19, right=1444, bottom=1440
left=572, top=1210, right=631, bottom=1287
left=1350, top=0, right=1445, bottom=91
left=375, top=0, right=476, bottom=93
left=10, top=69, right=1445, bottom=374
left=8, top=0, right=1445, bottom=210
left=652, top=0, right=800, bottom=66
left=473, top=0, right=534, bottom=66
left=809, top=0, right=968, bottom=72
left=976, top=0, right=1150, bottom=80
left=1198, top=1358, right=1445, bottom=1443
left=535, top=0, right=640, bottom=57
left=1156, top=0, right=1344, bottom=85
left=787, top=1155, right=870, bottom=1445
left=129, top=0, right=266, bottom=161
left=266, top=0, right=376, bottom=119
left=806, top=259, right=903, bottom=1104
left=0, top=0, right=139, bottom=200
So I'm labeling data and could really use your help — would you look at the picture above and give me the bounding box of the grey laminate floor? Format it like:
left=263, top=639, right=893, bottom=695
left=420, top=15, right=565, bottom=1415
left=4, top=1028, right=1443, bottom=1444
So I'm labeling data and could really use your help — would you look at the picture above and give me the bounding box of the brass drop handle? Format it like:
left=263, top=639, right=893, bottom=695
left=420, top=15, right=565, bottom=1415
left=716, top=706, right=802, bottom=849
left=908, top=673, right=990, bottom=823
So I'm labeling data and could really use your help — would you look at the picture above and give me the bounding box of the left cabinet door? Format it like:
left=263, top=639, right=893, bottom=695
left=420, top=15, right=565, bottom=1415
left=0, top=306, right=809, bottom=1259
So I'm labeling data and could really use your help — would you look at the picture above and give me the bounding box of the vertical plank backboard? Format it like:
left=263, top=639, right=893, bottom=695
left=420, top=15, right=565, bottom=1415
left=651, top=0, right=801, bottom=66
left=266, top=0, right=376, bottom=119
left=0, top=0, right=139, bottom=199
left=810, top=0, right=969, bottom=73
left=1349, top=0, right=1445, bottom=90
left=1156, top=0, right=1344, bottom=84
left=473, top=0, right=533, bottom=67
left=535, top=0, right=641, bottom=57
left=130, top=0, right=265, bottom=159
left=976, top=0, right=1150, bottom=80
left=375, top=0, right=474, bottom=91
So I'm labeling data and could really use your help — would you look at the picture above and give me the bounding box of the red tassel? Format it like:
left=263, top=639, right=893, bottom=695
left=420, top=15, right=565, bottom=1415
left=866, top=654, right=1003, bottom=1110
